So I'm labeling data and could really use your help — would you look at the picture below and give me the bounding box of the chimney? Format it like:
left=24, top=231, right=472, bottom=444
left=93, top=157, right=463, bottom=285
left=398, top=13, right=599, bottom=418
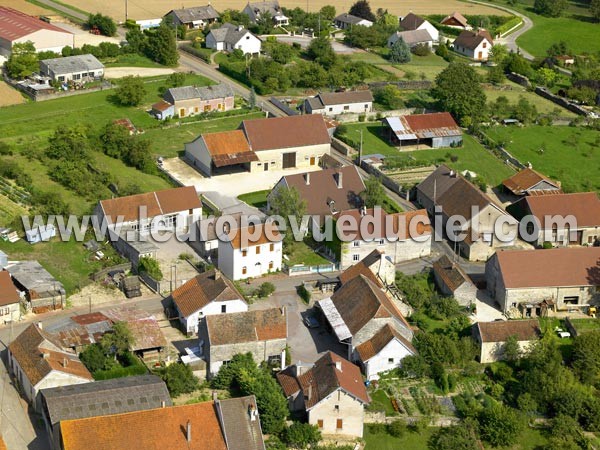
left=281, top=306, right=286, bottom=316
left=449, top=170, right=456, bottom=178
left=305, top=172, right=310, bottom=185
left=237, top=24, right=244, bottom=31
left=42, top=352, right=50, bottom=360
left=63, top=358, right=68, bottom=367
left=248, top=404, right=257, bottom=422
left=37, top=321, right=43, bottom=330
left=336, top=171, right=343, bottom=189
left=335, top=360, right=342, bottom=372
left=186, top=421, right=192, bottom=443
left=161, top=401, right=166, bottom=408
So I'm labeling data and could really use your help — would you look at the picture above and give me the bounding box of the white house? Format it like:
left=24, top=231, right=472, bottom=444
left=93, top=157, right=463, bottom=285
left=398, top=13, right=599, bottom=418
left=387, top=29, right=434, bottom=49
left=170, top=269, right=248, bottom=335
left=303, top=90, right=373, bottom=116
left=0, top=270, right=21, bottom=322
left=453, top=29, right=493, bottom=61
left=399, top=12, right=439, bottom=42
left=0, top=6, right=74, bottom=59
left=242, top=1, right=289, bottom=26
left=218, top=223, right=283, bottom=280
left=8, top=324, right=93, bottom=412
left=39, top=54, right=104, bottom=83
left=334, top=13, right=373, bottom=29
left=205, top=23, right=262, bottom=55
left=277, top=352, right=370, bottom=438
left=355, top=324, right=416, bottom=380
left=441, top=11, right=470, bottom=30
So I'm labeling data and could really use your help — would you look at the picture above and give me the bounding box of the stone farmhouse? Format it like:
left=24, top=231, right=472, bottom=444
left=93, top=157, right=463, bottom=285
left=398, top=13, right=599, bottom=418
left=277, top=352, right=370, bottom=438
left=432, top=255, right=478, bottom=306
left=453, top=29, right=493, bottom=61
left=0, top=6, right=73, bottom=59
left=40, top=375, right=171, bottom=450
left=485, top=247, right=600, bottom=316
left=381, top=112, right=462, bottom=148
left=333, top=13, right=373, bottom=29
left=242, top=0, right=289, bottom=26
left=303, top=90, right=374, bottom=116
left=152, top=83, right=234, bottom=120
left=508, top=192, right=600, bottom=247
left=164, top=5, right=220, bottom=29
left=502, top=167, right=561, bottom=197
left=399, top=12, right=439, bottom=42
left=206, top=23, right=262, bottom=55
left=473, top=320, right=541, bottom=363
left=218, top=222, right=283, bottom=280
left=186, top=114, right=331, bottom=176
left=334, top=207, right=432, bottom=270
left=416, top=165, right=519, bottom=261
left=59, top=396, right=265, bottom=450
left=0, top=270, right=21, bottom=322
left=8, top=324, right=93, bottom=412
left=199, top=307, right=287, bottom=377
left=169, top=269, right=248, bottom=335
left=40, top=54, right=104, bottom=83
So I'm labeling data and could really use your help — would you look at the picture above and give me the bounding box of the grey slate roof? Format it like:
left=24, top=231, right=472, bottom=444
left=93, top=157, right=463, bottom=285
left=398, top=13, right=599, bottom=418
left=165, top=82, right=234, bottom=103
left=40, top=375, right=172, bottom=426
left=167, top=5, right=219, bottom=23
left=335, top=13, right=370, bottom=25
left=40, top=54, right=104, bottom=75
left=217, top=396, right=265, bottom=450
left=208, top=23, right=257, bottom=46
left=6, top=260, right=65, bottom=297
left=391, top=29, right=433, bottom=46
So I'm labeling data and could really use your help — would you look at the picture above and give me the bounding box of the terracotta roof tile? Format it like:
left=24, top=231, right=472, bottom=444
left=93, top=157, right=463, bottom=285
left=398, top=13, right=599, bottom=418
left=476, top=319, right=541, bottom=343
left=355, top=323, right=416, bottom=362
left=502, top=168, right=560, bottom=195
left=226, top=222, right=282, bottom=250
left=276, top=366, right=301, bottom=397
left=201, top=130, right=259, bottom=168
left=441, top=11, right=468, bottom=27
left=0, top=271, right=19, bottom=307
left=152, top=100, right=173, bottom=112
left=206, top=308, right=286, bottom=345
left=242, top=115, right=330, bottom=151
left=519, top=192, right=600, bottom=228
left=172, top=269, right=245, bottom=317
left=336, top=208, right=431, bottom=241
left=338, top=253, right=383, bottom=287
left=494, top=247, right=600, bottom=289
left=60, top=401, right=228, bottom=450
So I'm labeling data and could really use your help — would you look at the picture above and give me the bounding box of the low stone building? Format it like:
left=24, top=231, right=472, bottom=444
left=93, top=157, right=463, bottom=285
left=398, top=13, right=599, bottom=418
left=338, top=249, right=396, bottom=287
left=152, top=83, right=235, bottom=120
left=277, top=352, right=370, bottom=438
left=473, top=320, right=541, bottom=363
left=432, top=255, right=477, bottom=306
left=485, top=247, right=600, bottom=316
left=199, top=307, right=287, bottom=377
left=501, top=167, right=561, bottom=197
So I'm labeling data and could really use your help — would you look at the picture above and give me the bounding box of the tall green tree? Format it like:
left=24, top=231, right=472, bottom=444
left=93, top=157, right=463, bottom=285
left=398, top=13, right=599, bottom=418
left=572, top=330, right=600, bottom=385
left=428, top=422, right=479, bottom=450
left=432, top=62, right=486, bottom=125
left=46, top=125, right=90, bottom=161
left=161, top=363, right=200, bottom=397
left=389, top=37, right=411, bottom=63
left=146, top=23, right=179, bottom=66
left=269, top=187, right=307, bottom=246
left=478, top=403, right=524, bottom=447
left=101, top=321, right=134, bottom=357
left=100, top=121, right=131, bottom=158
left=115, top=76, right=147, bottom=106
left=362, top=176, right=386, bottom=208
left=533, top=0, right=568, bottom=17
left=307, top=37, right=336, bottom=69
left=319, top=5, right=336, bottom=20
left=349, top=0, right=376, bottom=22
left=6, top=41, right=38, bottom=79
left=592, top=0, right=600, bottom=21
left=503, top=334, right=521, bottom=362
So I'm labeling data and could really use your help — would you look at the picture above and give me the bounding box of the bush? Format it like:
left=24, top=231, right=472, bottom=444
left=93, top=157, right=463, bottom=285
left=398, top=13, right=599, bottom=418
left=281, top=422, right=321, bottom=449
left=368, top=423, right=387, bottom=434
left=297, top=284, right=311, bottom=304
left=115, top=76, right=147, bottom=106
left=180, top=43, right=212, bottom=63
left=87, top=13, right=117, bottom=36
left=138, top=256, right=163, bottom=280
left=159, top=362, right=200, bottom=397
left=387, top=419, right=407, bottom=437
left=257, top=282, right=276, bottom=298
left=412, top=43, right=431, bottom=56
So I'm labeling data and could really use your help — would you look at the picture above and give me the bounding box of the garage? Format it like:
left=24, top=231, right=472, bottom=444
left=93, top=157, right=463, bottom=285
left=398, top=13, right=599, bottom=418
left=282, top=152, right=296, bottom=169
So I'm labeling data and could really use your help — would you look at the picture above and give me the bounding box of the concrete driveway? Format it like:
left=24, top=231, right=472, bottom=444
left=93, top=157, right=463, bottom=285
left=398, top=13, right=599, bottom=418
left=161, top=157, right=322, bottom=214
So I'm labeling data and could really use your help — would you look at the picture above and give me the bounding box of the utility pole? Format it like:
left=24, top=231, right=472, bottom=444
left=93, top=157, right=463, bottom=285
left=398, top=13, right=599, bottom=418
left=125, top=0, right=128, bottom=23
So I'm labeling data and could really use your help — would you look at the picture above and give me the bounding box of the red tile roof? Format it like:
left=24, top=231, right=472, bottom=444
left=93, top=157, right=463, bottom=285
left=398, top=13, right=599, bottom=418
left=336, top=208, right=431, bottom=242
left=100, top=186, right=201, bottom=224
left=60, top=402, right=228, bottom=450
left=502, top=168, right=560, bottom=195
left=276, top=365, right=302, bottom=397
left=226, top=222, right=282, bottom=250
left=0, top=6, right=72, bottom=41
left=0, top=271, right=19, bottom=307
left=201, top=130, right=259, bottom=167
left=519, top=192, right=600, bottom=228
left=403, top=112, right=459, bottom=131
left=171, top=269, right=245, bottom=317
left=432, top=255, right=473, bottom=292
left=355, top=323, right=416, bottom=362
left=151, top=100, right=173, bottom=112
left=494, top=247, right=600, bottom=289
left=242, top=115, right=330, bottom=151
left=476, top=319, right=541, bottom=343
left=338, top=253, right=383, bottom=287
left=441, top=11, right=468, bottom=27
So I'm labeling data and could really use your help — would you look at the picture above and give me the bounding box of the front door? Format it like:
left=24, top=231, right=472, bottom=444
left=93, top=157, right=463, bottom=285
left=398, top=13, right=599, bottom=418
left=310, top=156, right=315, bottom=165
left=478, top=51, right=483, bottom=60
left=264, top=162, right=269, bottom=171
left=179, top=108, right=186, bottom=117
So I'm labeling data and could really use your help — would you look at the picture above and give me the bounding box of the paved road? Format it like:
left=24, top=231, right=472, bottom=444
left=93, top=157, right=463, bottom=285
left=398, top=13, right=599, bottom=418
left=177, top=51, right=284, bottom=118
left=467, top=0, right=534, bottom=60
left=33, top=0, right=88, bottom=22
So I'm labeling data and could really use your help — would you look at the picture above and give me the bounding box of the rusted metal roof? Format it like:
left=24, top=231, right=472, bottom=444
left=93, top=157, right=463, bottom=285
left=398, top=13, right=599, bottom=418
left=384, top=112, right=461, bottom=140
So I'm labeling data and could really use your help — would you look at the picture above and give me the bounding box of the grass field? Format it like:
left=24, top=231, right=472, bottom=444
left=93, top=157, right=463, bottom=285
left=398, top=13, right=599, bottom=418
left=484, top=84, right=576, bottom=117
left=569, top=318, right=600, bottom=334
left=0, top=195, right=27, bottom=226
left=364, top=427, right=434, bottom=450
left=102, top=54, right=166, bottom=68
left=339, top=122, right=515, bottom=186
left=286, top=240, right=330, bottom=266
left=5, top=0, right=52, bottom=15
left=484, top=125, right=600, bottom=192
left=237, top=190, right=270, bottom=209
left=58, top=0, right=506, bottom=22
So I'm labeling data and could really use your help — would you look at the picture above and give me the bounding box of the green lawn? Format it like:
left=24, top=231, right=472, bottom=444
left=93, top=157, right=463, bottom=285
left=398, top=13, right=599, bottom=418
left=396, top=53, right=450, bottom=81
left=102, top=54, right=166, bottom=68
left=285, top=240, right=330, bottom=266
left=339, top=122, right=514, bottom=186
left=491, top=427, right=548, bottom=450
left=569, top=318, right=600, bottom=334
left=484, top=84, right=576, bottom=117
left=364, top=427, right=434, bottom=450
left=484, top=125, right=600, bottom=192
left=237, top=190, right=270, bottom=209
left=0, top=195, right=27, bottom=226
left=367, top=389, right=397, bottom=415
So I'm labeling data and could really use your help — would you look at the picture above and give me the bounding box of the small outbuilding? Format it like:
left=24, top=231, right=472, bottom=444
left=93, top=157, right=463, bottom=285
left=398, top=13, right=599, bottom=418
left=473, top=319, right=541, bottom=363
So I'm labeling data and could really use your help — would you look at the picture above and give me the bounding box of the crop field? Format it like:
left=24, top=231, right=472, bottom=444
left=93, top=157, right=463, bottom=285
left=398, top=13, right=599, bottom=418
left=58, top=0, right=507, bottom=21
left=0, top=81, right=26, bottom=107
left=5, top=0, right=52, bottom=15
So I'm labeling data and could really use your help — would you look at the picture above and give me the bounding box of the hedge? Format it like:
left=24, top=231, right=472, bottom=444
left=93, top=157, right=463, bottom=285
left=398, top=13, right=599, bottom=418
left=93, top=363, right=147, bottom=380
left=180, top=44, right=213, bottom=63
left=496, top=17, right=522, bottom=36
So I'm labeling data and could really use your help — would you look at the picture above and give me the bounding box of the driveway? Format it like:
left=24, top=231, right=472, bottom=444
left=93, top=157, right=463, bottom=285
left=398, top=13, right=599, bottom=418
left=103, top=67, right=176, bottom=78
left=269, top=35, right=358, bottom=54
left=53, top=22, right=121, bottom=47
left=161, top=157, right=322, bottom=214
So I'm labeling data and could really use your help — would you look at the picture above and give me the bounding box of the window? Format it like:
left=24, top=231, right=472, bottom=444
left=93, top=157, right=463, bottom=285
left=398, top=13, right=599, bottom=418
left=336, top=419, right=343, bottom=429
left=511, top=302, right=517, bottom=308
left=564, top=296, right=579, bottom=305
left=221, top=304, right=227, bottom=313
left=73, top=74, right=81, bottom=80
left=329, top=107, right=333, bottom=112
left=317, top=420, right=324, bottom=429
left=388, top=358, right=394, bottom=364
left=268, top=354, right=281, bottom=366
left=242, top=266, right=247, bottom=275
left=378, top=239, right=385, bottom=245
left=256, top=246, right=261, bottom=255
left=353, top=241, right=360, bottom=247
left=343, top=105, right=349, bottom=111
left=353, top=254, right=360, bottom=262
left=242, top=249, right=247, bottom=257
left=334, top=404, right=339, bottom=412
left=483, top=42, right=487, bottom=48
left=270, top=243, right=274, bottom=251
